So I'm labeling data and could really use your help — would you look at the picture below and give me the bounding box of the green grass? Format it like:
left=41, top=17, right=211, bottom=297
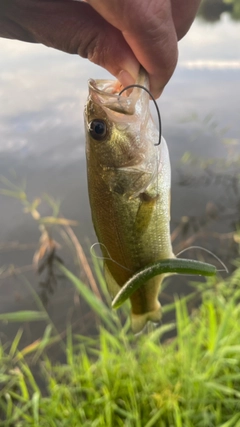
left=1, top=260, right=240, bottom=426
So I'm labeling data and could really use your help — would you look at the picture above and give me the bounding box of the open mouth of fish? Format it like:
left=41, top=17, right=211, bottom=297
left=88, top=69, right=150, bottom=116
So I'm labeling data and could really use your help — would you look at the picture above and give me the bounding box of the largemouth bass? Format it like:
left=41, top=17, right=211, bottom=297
left=84, top=69, right=174, bottom=333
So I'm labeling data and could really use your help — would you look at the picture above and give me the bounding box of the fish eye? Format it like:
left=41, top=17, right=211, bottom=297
left=89, top=119, right=107, bottom=141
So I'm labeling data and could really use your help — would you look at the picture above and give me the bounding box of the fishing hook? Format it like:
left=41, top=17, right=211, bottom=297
left=119, top=84, right=162, bottom=146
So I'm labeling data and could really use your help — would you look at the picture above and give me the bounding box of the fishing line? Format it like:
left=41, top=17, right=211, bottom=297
left=118, top=84, right=162, bottom=146
left=90, top=242, right=132, bottom=272
left=176, top=245, right=229, bottom=273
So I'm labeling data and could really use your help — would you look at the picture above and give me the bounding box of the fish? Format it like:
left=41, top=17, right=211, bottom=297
left=84, top=68, right=174, bottom=333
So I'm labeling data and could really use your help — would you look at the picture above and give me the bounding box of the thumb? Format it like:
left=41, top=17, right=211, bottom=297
left=76, top=3, right=140, bottom=87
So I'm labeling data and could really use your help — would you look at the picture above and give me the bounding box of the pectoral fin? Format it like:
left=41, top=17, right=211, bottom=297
left=135, top=192, right=158, bottom=233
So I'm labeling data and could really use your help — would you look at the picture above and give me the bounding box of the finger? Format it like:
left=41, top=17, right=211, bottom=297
left=171, top=0, right=202, bottom=40
left=3, top=0, right=139, bottom=87
left=85, top=0, right=178, bottom=98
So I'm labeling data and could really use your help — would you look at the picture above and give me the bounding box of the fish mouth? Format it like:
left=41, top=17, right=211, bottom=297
left=88, top=68, right=149, bottom=116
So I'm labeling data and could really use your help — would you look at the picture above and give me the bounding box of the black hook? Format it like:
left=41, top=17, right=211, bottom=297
left=118, top=84, right=162, bottom=146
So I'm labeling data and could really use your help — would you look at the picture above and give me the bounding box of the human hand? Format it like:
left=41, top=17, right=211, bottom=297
left=0, top=0, right=201, bottom=98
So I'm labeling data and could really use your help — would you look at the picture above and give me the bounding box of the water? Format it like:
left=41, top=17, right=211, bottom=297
left=0, top=13, right=240, bottom=343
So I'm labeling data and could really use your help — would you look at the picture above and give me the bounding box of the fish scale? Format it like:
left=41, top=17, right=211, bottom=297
left=84, top=69, right=174, bottom=333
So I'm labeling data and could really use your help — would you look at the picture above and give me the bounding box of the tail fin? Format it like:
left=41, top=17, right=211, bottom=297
left=131, top=302, right=162, bottom=334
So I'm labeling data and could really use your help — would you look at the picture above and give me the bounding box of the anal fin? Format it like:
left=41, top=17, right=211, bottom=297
left=131, top=302, right=162, bottom=334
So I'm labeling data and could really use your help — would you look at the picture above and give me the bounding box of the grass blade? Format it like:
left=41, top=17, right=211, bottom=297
left=58, top=263, right=118, bottom=332
left=0, top=311, right=47, bottom=322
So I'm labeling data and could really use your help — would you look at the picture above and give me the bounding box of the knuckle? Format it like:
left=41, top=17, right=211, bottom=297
left=82, top=31, right=117, bottom=71
left=77, top=28, right=100, bottom=59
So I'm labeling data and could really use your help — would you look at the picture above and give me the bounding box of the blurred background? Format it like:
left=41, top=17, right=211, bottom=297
left=0, top=0, right=240, bottom=349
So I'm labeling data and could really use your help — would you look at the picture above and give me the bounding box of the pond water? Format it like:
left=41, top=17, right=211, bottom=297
left=0, top=13, right=240, bottom=344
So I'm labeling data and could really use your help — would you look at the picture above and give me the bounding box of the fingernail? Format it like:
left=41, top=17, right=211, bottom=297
left=150, top=75, right=167, bottom=99
left=151, top=86, right=163, bottom=99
